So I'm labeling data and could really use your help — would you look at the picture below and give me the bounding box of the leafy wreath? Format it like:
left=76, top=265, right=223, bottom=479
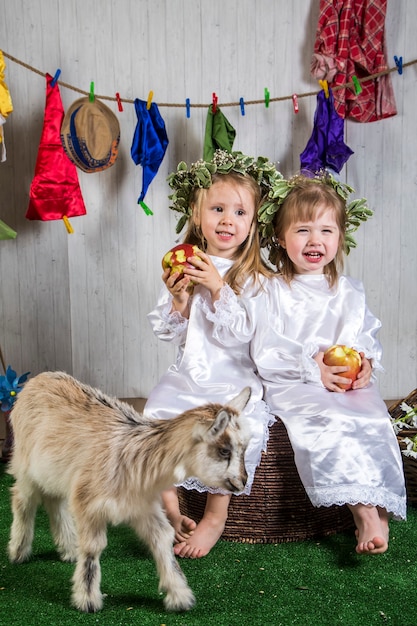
left=167, top=150, right=373, bottom=253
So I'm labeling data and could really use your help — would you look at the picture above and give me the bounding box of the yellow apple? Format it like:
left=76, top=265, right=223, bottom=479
left=323, top=344, right=361, bottom=390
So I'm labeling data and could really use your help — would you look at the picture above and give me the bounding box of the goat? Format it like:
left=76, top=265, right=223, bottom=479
left=7, top=371, right=251, bottom=613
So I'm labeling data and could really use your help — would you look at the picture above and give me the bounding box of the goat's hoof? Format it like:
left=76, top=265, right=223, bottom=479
left=8, top=545, right=32, bottom=564
left=72, top=593, right=103, bottom=613
left=163, top=588, right=196, bottom=612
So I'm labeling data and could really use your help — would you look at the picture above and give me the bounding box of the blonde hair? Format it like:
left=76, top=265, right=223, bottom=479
left=270, top=176, right=347, bottom=287
left=181, top=171, right=273, bottom=294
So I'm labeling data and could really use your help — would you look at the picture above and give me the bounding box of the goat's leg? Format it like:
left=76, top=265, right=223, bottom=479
left=71, top=516, right=107, bottom=613
left=8, top=480, right=40, bottom=563
left=43, top=496, right=78, bottom=562
left=133, top=503, right=195, bottom=612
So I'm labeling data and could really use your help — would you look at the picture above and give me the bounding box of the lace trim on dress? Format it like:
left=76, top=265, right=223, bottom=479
left=162, top=298, right=189, bottom=334
left=306, top=485, right=407, bottom=521
left=202, top=283, right=238, bottom=325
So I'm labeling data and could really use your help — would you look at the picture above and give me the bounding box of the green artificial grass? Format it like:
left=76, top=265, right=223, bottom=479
left=1, top=462, right=415, bottom=626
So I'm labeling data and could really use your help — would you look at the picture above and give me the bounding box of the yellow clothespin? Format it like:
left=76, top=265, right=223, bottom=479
left=146, top=90, right=154, bottom=110
left=318, top=79, right=329, bottom=98
left=62, top=216, right=74, bottom=234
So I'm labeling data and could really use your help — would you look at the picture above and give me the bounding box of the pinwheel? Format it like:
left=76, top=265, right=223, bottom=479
left=0, top=365, right=30, bottom=412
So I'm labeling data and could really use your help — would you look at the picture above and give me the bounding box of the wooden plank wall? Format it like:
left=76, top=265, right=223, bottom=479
left=0, top=0, right=416, bottom=400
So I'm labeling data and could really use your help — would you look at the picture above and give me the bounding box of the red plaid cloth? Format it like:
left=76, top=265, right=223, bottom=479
left=311, top=0, right=396, bottom=122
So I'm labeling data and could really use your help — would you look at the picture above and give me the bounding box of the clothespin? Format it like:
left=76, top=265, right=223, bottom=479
left=394, top=55, right=403, bottom=75
left=212, top=92, right=218, bottom=114
left=264, top=87, right=270, bottom=108
left=115, top=92, right=123, bottom=112
left=292, top=94, right=299, bottom=114
left=89, top=81, right=95, bottom=102
left=239, top=97, right=245, bottom=116
left=50, top=69, right=61, bottom=88
left=62, top=216, right=74, bottom=234
left=318, top=79, right=329, bottom=98
left=139, top=200, right=153, bottom=216
left=146, top=90, right=154, bottom=110
left=185, top=98, right=191, bottom=118
left=352, top=75, right=362, bottom=95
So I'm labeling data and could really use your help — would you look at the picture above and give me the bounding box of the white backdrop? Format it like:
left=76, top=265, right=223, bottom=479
left=0, top=0, right=416, bottom=400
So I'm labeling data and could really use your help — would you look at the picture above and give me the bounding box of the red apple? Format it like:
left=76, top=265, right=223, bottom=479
left=161, top=243, right=201, bottom=283
left=323, top=344, right=362, bottom=390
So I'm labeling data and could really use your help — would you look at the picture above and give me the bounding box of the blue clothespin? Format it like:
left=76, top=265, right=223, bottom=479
left=239, top=97, right=245, bottom=116
left=50, top=69, right=61, bottom=88
left=185, top=98, right=191, bottom=118
left=394, top=55, right=403, bottom=75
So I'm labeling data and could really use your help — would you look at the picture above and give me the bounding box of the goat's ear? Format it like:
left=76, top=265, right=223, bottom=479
left=227, top=387, right=251, bottom=413
left=209, top=409, right=230, bottom=438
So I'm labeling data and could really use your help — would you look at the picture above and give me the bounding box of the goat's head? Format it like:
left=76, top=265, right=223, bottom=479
left=188, top=387, right=252, bottom=493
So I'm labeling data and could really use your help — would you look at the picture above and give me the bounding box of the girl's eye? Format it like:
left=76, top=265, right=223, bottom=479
left=236, top=209, right=245, bottom=216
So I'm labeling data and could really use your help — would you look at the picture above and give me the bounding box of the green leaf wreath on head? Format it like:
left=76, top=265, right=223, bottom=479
left=166, top=150, right=373, bottom=255
left=258, top=170, right=374, bottom=256
left=167, top=150, right=286, bottom=236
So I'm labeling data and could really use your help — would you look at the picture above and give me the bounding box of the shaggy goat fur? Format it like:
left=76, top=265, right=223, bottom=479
left=7, top=371, right=251, bottom=613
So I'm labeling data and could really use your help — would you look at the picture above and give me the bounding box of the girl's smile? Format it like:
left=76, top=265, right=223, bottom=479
left=279, top=206, right=340, bottom=275
left=199, top=180, right=255, bottom=258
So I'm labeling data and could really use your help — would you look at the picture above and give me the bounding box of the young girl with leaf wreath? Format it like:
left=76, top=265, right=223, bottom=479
left=144, top=150, right=282, bottom=558
left=251, top=173, right=406, bottom=554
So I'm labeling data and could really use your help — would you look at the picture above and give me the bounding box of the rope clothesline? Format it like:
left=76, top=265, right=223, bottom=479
left=3, top=50, right=417, bottom=110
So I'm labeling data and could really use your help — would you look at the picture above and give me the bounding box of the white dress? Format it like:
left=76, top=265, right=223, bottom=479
left=251, top=273, right=406, bottom=520
left=145, top=255, right=275, bottom=495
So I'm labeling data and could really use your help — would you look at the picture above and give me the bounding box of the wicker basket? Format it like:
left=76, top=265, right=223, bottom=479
left=178, top=418, right=354, bottom=544
left=388, top=389, right=417, bottom=507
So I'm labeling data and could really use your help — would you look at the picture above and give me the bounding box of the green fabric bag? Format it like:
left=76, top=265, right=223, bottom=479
left=203, top=104, right=236, bottom=161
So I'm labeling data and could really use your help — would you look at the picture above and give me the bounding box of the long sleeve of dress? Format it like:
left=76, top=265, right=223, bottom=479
left=252, top=274, right=383, bottom=386
left=147, top=287, right=189, bottom=346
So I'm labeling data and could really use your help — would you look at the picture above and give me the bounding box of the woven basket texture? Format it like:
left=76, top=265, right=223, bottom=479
left=178, top=418, right=354, bottom=544
left=388, top=389, right=417, bottom=507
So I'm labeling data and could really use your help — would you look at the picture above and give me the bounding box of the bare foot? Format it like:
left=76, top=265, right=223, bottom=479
left=349, top=504, right=389, bottom=555
left=168, top=512, right=197, bottom=544
left=161, top=487, right=197, bottom=543
left=174, top=514, right=226, bottom=558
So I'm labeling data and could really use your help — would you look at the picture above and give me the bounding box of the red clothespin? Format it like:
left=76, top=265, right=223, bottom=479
left=352, top=75, right=362, bottom=95
left=115, top=92, right=123, bottom=112
left=212, top=92, right=218, bottom=114
left=394, top=55, right=403, bottom=75
left=264, top=87, right=270, bottom=108
left=318, top=80, right=329, bottom=98
left=185, top=98, right=191, bottom=118
left=292, top=94, right=299, bottom=114
left=146, top=90, right=154, bottom=110
left=239, top=97, right=245, bottom=116
left=50, top=69, right=61, bottom=88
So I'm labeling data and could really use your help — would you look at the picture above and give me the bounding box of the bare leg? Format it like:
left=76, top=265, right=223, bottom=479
left=348, top=503, right=389, bottom=555
left=174, top=493, right=231, bottom=559
left=162, top=487, right=196, bottom=544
